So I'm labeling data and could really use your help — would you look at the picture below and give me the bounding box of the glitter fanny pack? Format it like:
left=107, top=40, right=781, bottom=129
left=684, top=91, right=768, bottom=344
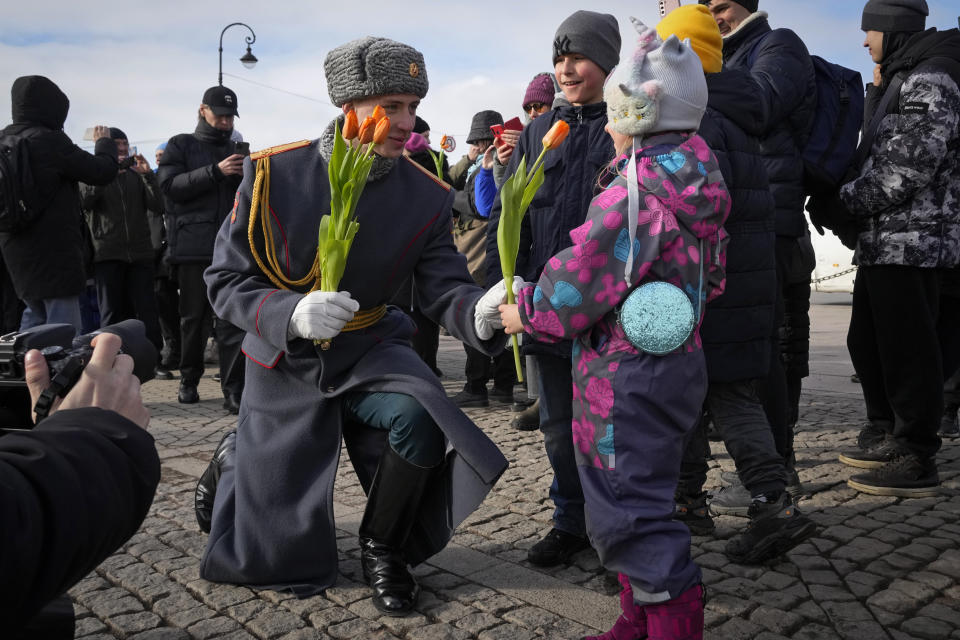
left=617, top=246, right=703, bottom=355
left=614, top=138, right=710, bottom=355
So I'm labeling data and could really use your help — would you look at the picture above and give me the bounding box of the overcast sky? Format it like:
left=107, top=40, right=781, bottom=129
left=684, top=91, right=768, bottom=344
left=1, top=1, right=957, bottom=160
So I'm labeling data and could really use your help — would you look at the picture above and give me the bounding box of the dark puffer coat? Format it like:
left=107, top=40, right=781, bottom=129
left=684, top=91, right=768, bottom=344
left=699, top=70, right=777, bottom=383
left=157, top=122, right=241, bottom=264
left=721, top=12, right=816, bottom=239
left=0, top=76, right=118, bottom=300
left=81, top=170, right=160, bottom=264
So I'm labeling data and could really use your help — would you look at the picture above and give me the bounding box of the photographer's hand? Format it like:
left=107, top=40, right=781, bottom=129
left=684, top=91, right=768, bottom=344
left=131, top=154, right=151, bottom=174
left=25, top=333, right=150, bottom=428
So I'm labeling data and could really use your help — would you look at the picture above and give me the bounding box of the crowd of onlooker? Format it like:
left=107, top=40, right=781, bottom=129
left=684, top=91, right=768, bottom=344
left=1, top=0, right=958, bottom=637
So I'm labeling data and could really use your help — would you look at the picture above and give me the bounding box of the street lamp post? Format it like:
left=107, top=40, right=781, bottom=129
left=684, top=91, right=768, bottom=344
left=218, top=22, right=258, bottom=86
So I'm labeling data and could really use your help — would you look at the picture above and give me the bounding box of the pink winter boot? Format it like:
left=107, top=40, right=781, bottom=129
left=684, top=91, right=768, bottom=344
left=644, top=584, right=704, bottom=640
left=583, top=574, right=647, bottom=640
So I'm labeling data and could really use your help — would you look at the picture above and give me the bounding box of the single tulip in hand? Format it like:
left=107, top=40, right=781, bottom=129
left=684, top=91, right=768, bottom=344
left=496, top=119, right=570, bottom=380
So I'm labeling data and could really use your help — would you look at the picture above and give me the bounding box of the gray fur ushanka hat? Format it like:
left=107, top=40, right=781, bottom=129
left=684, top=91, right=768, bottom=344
left=324, top=36, right=429, bottom=106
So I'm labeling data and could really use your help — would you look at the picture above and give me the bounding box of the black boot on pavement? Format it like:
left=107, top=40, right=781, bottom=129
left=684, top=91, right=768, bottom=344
left=451, top=385, right=488, bottom=408
left=359, top=447, right=434, bottom=616
left=939, top=405, right=959, bottom=438
left=512, top=399, right=540, bottom=431
left=178, top=381, right=199, bottom=404
left=195, top=430, right=236, bottom=533
left=848, top=453, right=939, bottom=498
left=675, top=492, right=715, bottom=536
left=527, top=527, right=590, bottom=567
left=222, top=394, right=241, bottom=415
left=489, top=386, right=515, bottom=404
left=725, top=492, right=817, bottom=565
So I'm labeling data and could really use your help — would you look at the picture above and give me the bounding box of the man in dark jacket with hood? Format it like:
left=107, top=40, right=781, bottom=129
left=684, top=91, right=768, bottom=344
left=0, top=76, right=118, bottom=332
left=158, top=85, right=245, bottom=413
left=701, top=0, right=817, bottom=501
left=659, top=4, right=817, bottom=565
left=485, top=10, right=620, bottom=567
left=836, top=0, right=960, bottom=497
left=80, top=128, right=163, bottom=363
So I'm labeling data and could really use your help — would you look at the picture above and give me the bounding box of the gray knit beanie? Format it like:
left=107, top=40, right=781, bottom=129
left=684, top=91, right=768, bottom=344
left=553, top=11, right=621, bottom=74
left=861, top=0, right=928, bottom=32
left=324, top=36, right=429, bottom=106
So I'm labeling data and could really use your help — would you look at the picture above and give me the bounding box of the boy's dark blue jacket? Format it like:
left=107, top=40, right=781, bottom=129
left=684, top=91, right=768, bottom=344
left=484, top=101, right=613, bottom=357
left=485, top=101, right=613, bottom=287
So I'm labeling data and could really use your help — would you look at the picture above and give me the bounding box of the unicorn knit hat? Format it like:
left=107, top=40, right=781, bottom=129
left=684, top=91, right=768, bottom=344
left=604, top=17, right=708, bottom=138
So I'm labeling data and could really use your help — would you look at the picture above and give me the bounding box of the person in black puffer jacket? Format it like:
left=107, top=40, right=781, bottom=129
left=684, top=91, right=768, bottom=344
left=0, top=75, right=118, bottom=332
left=157, top=86, right=245, bottom=412
left=701, top=0, right=817, bottom=475
left=660, top=6, right=816, bottom=566
left=80, top=128, right=163, bottom=361
left=485, top=10, right=620, bottom=569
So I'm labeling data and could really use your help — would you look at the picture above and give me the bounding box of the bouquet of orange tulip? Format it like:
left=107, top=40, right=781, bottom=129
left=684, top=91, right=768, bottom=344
left=497, top=119, right=570, bottom=381
left=321, top=106, right=390, bottom=293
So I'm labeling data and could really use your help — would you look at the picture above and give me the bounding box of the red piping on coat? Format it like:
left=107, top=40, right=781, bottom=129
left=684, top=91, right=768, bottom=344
left=255, top=289, right=280, bottom=337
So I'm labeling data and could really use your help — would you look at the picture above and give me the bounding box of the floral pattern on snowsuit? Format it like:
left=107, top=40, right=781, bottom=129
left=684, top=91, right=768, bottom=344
left=517, top=132, right=730, bottom=470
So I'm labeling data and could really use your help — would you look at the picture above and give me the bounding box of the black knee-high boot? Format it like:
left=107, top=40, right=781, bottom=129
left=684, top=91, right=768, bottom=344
left=359, top=446, right=435, bottom=616
left=194, top=430, right=236, bottom=533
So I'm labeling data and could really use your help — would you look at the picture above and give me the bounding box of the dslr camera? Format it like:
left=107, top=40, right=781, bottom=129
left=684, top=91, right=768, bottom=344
left=0, top=320, right=155, bottom=423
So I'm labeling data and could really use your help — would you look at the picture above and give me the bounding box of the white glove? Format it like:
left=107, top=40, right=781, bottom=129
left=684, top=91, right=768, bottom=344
left=287, top=291, right=360, bottom=341
left=474, top=277, right=527, bottom=340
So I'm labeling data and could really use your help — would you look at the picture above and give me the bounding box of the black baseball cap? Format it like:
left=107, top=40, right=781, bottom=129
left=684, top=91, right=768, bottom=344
left=202, top=85, right=239, bottom=116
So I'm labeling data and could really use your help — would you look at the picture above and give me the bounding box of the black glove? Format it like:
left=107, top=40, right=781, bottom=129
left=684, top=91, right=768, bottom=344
left=806, top=192, right=859, bottom=250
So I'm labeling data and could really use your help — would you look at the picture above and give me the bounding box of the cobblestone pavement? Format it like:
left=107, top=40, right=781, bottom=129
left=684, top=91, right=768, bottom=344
left=71, top=299, right=960, bottom=639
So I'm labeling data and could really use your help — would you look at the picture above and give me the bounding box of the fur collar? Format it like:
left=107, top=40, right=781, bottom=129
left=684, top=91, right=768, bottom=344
left=723, top=10, right=768, bottom=41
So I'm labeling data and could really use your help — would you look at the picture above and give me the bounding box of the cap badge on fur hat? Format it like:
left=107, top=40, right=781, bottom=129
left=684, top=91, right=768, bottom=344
left=409, top=63, right=419, bottom=78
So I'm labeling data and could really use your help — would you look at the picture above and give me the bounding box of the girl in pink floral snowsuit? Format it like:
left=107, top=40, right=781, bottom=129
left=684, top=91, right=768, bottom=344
left=500, top=23, right=729, bottom=640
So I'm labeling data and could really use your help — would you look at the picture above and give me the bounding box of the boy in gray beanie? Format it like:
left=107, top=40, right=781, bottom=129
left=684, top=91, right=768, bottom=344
left=196, top=35, right=511, bottom=618
left=485, top=10, right=620, bottom=569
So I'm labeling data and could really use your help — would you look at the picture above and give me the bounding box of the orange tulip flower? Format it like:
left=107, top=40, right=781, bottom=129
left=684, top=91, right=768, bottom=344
left=371, top=105, right=387, bottom=123
left=357, top=116, right=377, bottom=144
left=373, top=116, right=391, bottom=145
left=542, top=120, right=570, bottom=150
left=342, top=110, right=359, bottom=141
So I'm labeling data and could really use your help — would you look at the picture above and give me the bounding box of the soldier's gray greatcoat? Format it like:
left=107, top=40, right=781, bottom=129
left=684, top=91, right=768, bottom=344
left=200, top=133, right=509, bottom=593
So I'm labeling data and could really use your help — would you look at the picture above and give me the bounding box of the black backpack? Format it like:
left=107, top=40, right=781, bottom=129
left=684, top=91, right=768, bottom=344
left=0, top=132, right=38, bottom=233
left=748, top=37, right=865, bottom=195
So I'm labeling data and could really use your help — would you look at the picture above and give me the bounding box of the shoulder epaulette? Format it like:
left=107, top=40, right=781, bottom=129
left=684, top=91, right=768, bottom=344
left=250, top=140, right=312, bottom=161
left=402, top=155, right=451, bottom=192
